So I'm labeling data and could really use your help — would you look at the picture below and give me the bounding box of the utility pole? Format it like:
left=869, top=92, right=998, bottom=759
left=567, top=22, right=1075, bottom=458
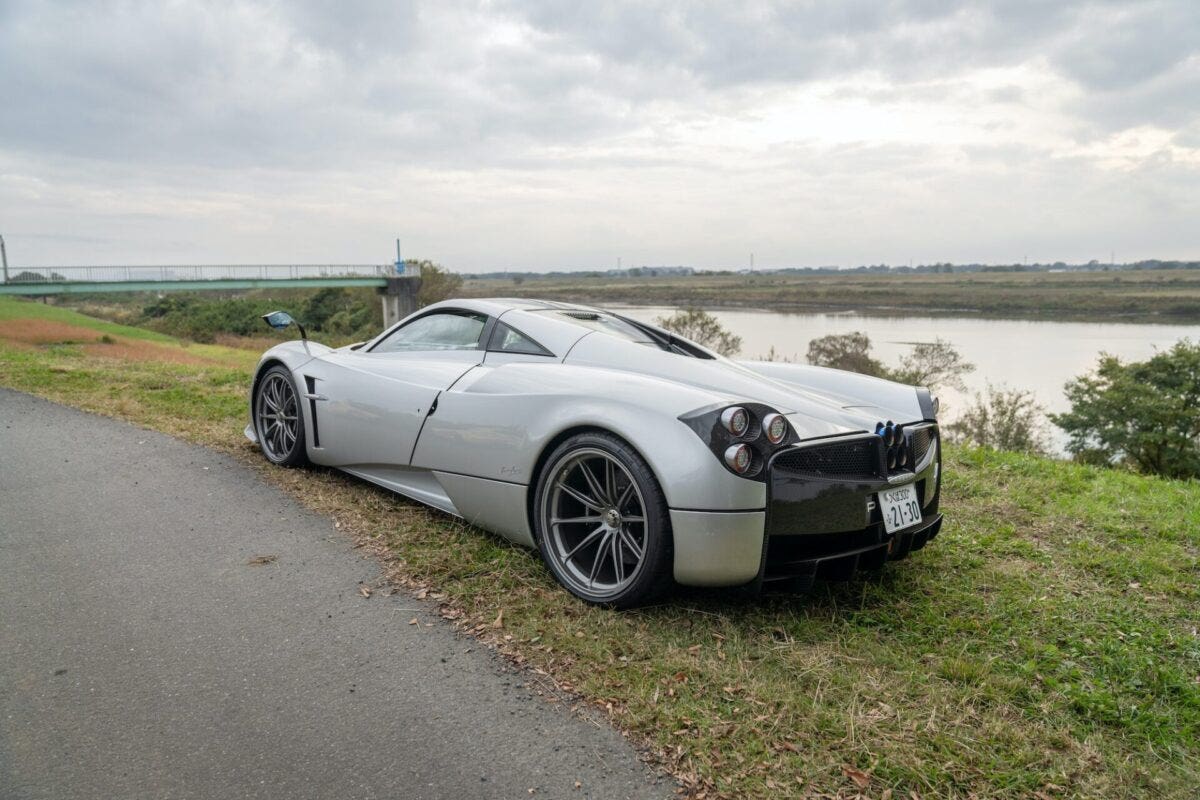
left=750, top=252, right=754, bottom=271
left=0, top=234, right=8, bottom=283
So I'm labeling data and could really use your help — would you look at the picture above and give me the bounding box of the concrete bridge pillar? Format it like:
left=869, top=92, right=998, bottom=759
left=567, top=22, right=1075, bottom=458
left=379, top=276, right=421, bottom=328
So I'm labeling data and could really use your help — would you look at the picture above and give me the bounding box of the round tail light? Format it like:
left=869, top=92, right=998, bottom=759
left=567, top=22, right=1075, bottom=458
left=724, top=443, right=753, bottom=474
left=720, top=407, right=749, bottom=437
left=762, top=413, right=788, bottom=444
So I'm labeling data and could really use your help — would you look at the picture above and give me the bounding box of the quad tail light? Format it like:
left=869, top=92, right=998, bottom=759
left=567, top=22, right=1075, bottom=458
left=680, top=403, right=797, bottom=480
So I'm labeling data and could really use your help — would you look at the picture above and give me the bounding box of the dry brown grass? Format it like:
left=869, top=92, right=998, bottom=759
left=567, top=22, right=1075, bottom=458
left=0, top=319, right=229, bottom=366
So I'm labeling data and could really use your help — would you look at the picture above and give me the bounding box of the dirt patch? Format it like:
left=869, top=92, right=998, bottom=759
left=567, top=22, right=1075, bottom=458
left=212, top=333, right=282, bottom=352
left=0, top=319, right=107, bottom=345
left=81, top=339, right=223, bottom=366
left=0, top=319, right=223, bottom=366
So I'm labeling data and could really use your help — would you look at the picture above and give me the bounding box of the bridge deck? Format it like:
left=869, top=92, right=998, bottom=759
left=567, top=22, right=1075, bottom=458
left=0, top=265, right=401, bottom=295
left=0, top=277, right=388, bottom=295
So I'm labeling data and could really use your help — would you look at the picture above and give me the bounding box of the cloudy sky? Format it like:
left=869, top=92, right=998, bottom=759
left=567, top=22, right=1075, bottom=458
left=2, top=0, right=1198, bottom=270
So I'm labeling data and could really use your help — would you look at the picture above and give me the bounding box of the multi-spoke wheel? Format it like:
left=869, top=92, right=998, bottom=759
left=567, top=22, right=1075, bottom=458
left=254, top=366, right=308, bottom=467
left=535, top=432, right=671, bottom=607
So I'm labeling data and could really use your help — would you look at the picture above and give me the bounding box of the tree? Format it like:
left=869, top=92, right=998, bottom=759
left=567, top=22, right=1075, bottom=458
left=889, top=338, right=975, bottom=391
left=805, top=331, right=886, bottom=377
left=655, top=307, right=742, bottom=356
left=1051, top=340, right=1200, bottom=479
left=946, top=383, right=1049, bottom=454
left=413, top=260, right=463, bottom=308
left=805, top=332, right=974, bottom=392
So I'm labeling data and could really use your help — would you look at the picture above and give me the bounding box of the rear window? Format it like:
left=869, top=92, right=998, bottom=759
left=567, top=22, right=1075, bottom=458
left=533, top=310, right=659, bottom=346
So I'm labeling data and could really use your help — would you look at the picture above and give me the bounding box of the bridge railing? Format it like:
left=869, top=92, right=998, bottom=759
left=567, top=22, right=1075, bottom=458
left=3, top=264, right=397, bottom=284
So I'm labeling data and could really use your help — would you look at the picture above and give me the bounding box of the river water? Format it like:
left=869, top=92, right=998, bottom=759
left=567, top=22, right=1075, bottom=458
left=616, top=305, right=1197, bottom=451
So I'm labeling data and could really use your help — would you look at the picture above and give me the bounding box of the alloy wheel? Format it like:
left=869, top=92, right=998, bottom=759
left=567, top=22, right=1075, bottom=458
left=541, top=447, right=648, bottom=600
left=256, top=372, right=300, bottom=462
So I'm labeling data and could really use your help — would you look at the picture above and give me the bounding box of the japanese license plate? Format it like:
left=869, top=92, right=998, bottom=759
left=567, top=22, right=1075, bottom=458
left=879, top=483, right=922, bottom=534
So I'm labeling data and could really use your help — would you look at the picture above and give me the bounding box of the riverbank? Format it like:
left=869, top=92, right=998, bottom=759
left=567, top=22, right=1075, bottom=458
left=463, top=268, right=1200, bottom=324
left=2, top=295, right=1198, bottom=798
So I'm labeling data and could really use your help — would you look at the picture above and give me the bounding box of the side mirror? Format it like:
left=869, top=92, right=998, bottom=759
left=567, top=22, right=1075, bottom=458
left=261, top=310, right=307, bottom=340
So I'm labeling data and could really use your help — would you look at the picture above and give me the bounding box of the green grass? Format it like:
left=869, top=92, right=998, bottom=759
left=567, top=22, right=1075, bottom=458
left=2, top=295, right=1198, bottom=798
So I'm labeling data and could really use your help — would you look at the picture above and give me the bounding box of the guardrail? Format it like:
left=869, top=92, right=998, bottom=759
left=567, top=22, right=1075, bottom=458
left=1, top=264, right=413, bottom=284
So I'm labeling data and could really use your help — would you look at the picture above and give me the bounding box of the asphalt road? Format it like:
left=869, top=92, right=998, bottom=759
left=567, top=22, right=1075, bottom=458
left=0, top=390, right=673, bottom=800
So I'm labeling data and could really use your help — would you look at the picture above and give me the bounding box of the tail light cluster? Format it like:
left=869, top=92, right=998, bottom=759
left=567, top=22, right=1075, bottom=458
left=680, top=402, right=799, bottom=480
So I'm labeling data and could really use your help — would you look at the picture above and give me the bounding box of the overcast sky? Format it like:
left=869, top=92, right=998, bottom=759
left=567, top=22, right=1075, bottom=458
left=2, top=1, right=1198, bottom=270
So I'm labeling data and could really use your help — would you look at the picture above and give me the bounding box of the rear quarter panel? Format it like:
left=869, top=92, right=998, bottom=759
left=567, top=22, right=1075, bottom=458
left=410, top=363, right=768, bottom=511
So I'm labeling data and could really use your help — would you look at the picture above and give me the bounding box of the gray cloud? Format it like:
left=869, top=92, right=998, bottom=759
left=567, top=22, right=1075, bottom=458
left=0, top=0, right=1197, bottom=267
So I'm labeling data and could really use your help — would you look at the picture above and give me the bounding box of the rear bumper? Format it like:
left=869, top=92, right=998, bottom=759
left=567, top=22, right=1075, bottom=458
left=759, top=424, right=942, bottom=586
left=670, top=509, right=766, bottom=586
left=670, top=424, right=943, bottom=589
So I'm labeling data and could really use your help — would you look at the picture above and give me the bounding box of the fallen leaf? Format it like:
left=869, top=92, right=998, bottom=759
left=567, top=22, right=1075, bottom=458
left=842, top=765, right=871, bottom=789
left=358, top=585, right=372, bottom=598
left=493, top=609, right=504, bottom=628
left=777, top=741, right=800, bottom=753
left=246, top=555, right=277, bottom=566
left=415, top=588, right=429, bottom=599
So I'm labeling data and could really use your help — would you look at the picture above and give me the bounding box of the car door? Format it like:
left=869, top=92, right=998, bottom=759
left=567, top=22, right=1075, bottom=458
left=300, top=309, right=489, bottom=467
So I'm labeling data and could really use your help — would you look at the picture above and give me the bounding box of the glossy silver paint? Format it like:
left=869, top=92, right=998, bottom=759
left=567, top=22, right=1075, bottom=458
left=246, top=298, right=935, bottom=587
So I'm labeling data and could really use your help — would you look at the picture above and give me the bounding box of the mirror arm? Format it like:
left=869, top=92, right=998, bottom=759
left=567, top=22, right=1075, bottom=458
left=295, top=321, right=308, bottom=340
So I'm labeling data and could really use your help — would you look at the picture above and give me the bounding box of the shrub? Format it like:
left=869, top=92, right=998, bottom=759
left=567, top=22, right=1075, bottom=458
left=805, top=331, right=885, bottom=376
left=889, top=338, right=975, bottom=391
left=947, top=383, right=1049, bottom=454
left=805, top=331, right=974, bottom=392
left=1051, top=340, right=1200, bottom=479
left=414, top=261, right=463, bottom=308
left=655, top=307, right=742, bottom=356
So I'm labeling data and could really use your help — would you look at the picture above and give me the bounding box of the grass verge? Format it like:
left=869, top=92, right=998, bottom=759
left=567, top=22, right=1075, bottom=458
left=2, top=295, right=1198, bottom=799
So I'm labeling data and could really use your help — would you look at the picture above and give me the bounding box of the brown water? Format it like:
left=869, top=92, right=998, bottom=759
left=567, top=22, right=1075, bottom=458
left=617, top=305, right=1198, bottom=452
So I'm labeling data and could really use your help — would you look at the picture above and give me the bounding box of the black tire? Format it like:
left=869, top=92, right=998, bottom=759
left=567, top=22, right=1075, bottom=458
left=253, top=365, right=309, bottom=467
left=533, top=431, right=672, bottom=608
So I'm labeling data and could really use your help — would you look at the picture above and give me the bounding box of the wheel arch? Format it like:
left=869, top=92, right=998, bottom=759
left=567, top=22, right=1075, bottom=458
left=249, top=357, right=289, bottom=416
left=524, top=424, right=669, bottom=546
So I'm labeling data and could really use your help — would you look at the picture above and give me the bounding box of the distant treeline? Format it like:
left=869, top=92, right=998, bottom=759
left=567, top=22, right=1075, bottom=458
left=466, top=259, right=1200, bottom=281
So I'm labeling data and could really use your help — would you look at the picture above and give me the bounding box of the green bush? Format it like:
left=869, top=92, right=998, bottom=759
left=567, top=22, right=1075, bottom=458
left=947, top=383, right=1049, bottom=454
left=1052, top=340, right=1200, bottom=479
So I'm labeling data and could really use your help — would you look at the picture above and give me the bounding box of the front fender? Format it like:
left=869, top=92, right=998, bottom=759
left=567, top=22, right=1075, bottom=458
left=247, top=340, right=334, bottom=428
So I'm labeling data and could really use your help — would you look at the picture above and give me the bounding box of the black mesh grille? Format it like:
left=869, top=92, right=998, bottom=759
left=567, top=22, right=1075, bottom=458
left=909, top=427, right=934, bottom=464
left=773, top=438, right=879, bottom=478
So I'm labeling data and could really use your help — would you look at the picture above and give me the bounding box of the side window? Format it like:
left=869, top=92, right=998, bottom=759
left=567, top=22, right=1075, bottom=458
left=371, top=311, right=487, bottom=353
left=489, top=322, right=552, bottom=357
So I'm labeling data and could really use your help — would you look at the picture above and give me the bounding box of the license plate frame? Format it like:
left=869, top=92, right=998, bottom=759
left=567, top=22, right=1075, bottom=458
left=879, top=483, right=922, bottom=534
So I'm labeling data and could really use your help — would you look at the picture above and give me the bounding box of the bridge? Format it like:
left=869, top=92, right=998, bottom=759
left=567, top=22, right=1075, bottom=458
left=0, top=264, right=399, bottom=295
left=0, top=263, right=423, bottom=326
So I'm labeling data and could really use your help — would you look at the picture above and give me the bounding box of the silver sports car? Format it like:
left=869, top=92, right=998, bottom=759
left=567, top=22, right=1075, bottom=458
left=247, top=298, right=943, bottom=606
